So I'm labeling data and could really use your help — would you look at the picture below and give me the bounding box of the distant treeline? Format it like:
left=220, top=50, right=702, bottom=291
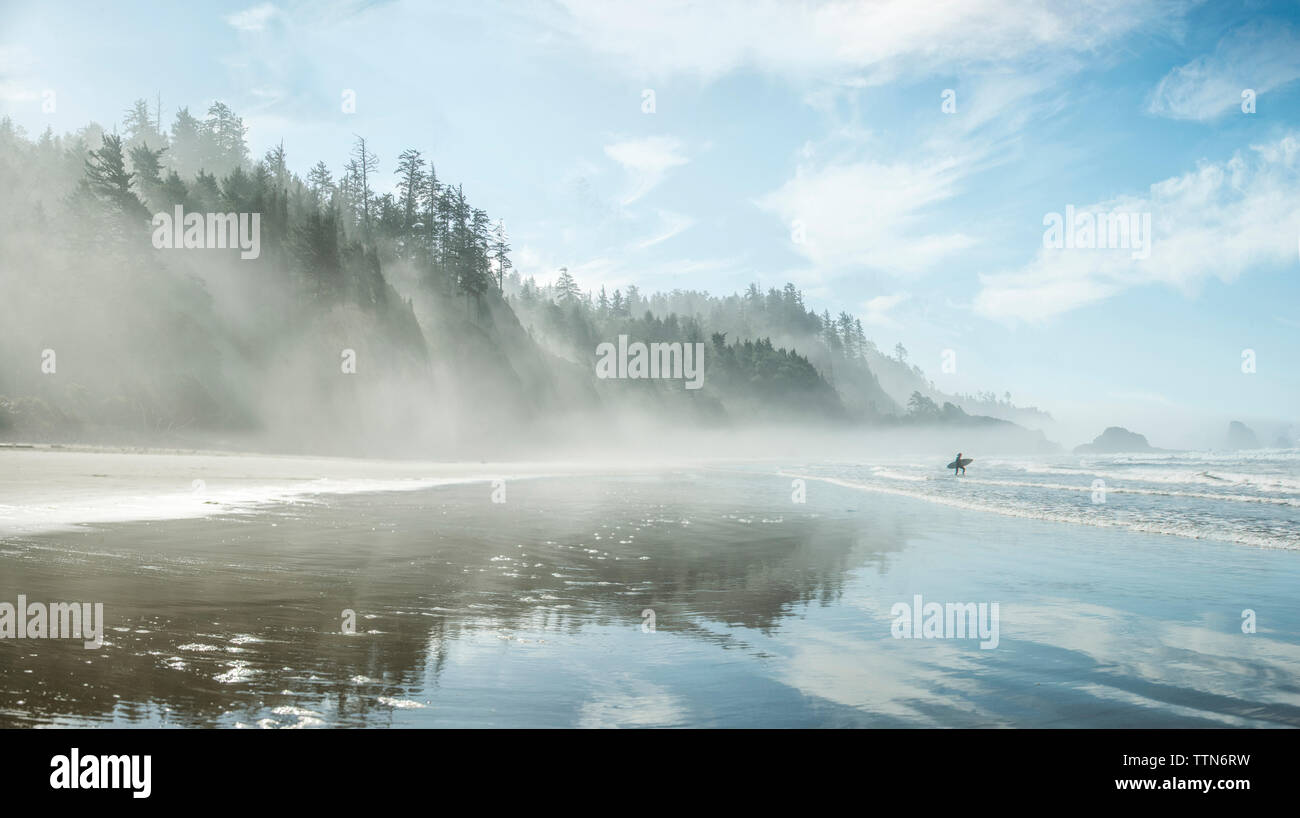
left=0, top=98, right=1046, bottom=453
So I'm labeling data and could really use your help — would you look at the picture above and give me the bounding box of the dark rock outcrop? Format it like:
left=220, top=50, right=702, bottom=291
left=1074, top=426, right=1155, bottom=454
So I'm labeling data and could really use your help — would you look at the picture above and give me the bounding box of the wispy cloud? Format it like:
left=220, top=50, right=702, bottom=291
left=603, top=135, right=688, bottom=205
left=0, top=44, right=40, bottom=104
left=553, top=0, right=1182, bottom=83
left=975, top=133, right=1300, bottom=323
left=226, top=3, right=279, bottom=33
left=757, top=152, right=977, bottom=277
left=634, top=209, right=695, bottom=249
left=1148, top=23, right=1300, bottom=121
left=861, top=293, right=910, bottom=328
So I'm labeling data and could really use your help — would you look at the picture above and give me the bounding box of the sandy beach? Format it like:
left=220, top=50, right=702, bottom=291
left=2, top=448, right=1297, bottom=728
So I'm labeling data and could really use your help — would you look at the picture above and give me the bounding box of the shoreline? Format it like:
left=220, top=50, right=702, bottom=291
left=3, top=446, right=1296, bottom=553
left=3, top=472, right=1298, bottom=727
left=782, top=470, right=1300, bottom=552
left=0, top=446, right=647, bottom=537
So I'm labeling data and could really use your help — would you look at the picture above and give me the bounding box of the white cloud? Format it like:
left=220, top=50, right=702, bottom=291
left=603, top=136, right=688, bottom=204
left=634, top=209, right=695, bottom=249
left=861, top=293, right=910, bottom=328
left=0, top=81, right=39, bottom=103
left=757, top=153, right=977, bottom=277
left=0, top=44, right=40, bottom=103
left=974, top=133, right=1300, bottom=323
left=553, top=0, right=1181, bottom=83
left=1148, top=23, right=1300, bottom=121
left=226, top=3, right=278, bottom=33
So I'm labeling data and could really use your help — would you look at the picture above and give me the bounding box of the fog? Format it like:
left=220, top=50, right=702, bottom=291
left=0, top=112, right=1284, bottom=464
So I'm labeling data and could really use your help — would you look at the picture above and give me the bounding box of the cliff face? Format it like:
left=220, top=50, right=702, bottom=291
left=1074, top=426, right=1155, bottom=454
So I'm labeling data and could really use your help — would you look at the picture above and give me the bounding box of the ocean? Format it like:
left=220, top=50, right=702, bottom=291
left=779, top=450, right=1300, bottom=551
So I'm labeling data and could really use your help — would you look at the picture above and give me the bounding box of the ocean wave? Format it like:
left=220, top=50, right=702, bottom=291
left=924, top=476, right=1300, bottom=506
left=976, top=462, right=1300, bottom=494
left=783, top=471, right=1300, bottom=551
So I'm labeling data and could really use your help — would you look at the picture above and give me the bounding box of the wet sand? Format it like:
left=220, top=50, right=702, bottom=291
left=2, top=464, right=1299, bottom=727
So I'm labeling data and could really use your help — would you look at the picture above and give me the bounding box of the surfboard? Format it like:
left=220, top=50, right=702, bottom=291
left=946, top=458, right=974, bottom=469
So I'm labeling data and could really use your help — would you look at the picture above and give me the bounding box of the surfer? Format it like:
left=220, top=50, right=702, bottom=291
left=953, top=452, right=966, bottom=476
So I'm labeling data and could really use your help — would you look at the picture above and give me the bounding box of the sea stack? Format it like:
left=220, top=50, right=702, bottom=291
left=1074, top=426, right=1156, bottom=454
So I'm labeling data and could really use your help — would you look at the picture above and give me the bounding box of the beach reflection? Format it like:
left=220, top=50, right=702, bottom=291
left=0, top=472, right=905, bottom=727
left=4, top=470, right=1298, bottom=727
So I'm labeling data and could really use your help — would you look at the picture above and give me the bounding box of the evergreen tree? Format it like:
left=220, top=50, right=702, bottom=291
left=263, top=141, right=288, bottom=191
left=202, top=101, right=248, bottom=173
left=168, top=106, right=204, bottom=175
left=554, top=267, right=580, bottom=303
left=123, top=98, right=165, bottom=149
left=349, top=135, right=378, bottom=230
left=490, top=219, right=511, bottom=293
left=78, top=133, right=149, bottom=244
left=306, top=161, right=333, bottom=208
left=394, top=148, right=426, bottom=234
left=421, top=162, right=443, bottom=261
left=127, top=142, right=167, bottom=207
left=466, top=206, right=492, bottom=297
left=83, top=134, right=145, bottom=213
left=837, top=312, right=856, bottom=357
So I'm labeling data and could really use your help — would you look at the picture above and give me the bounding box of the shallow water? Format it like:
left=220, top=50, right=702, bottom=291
left=2, top=470, right=1299, bottom=727
left=782, top=450, right=1300, bottom=550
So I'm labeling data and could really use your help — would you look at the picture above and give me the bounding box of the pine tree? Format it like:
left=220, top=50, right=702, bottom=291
left=203, top=102, right=248, bottom=172
left=79, top=133, right=149, bottom=244
left=123, top=98, right=165, bottom=149
left=394, top=148, right=426, bottom=233
left=837, top=312, right=856, bottom=357
left=127, top=142, right=167, bottom=207
left=554, top=267, right=579, bottom=303
left=350, top=135, right=378, bottom=230
left=490, top=219, right=511, bottom=293
left=263, top=141, right=288, bottom=191
left=159, top=170, right=188, bottom=208
left=306, top=161, right=333, bottom=208
left=467, top=206, right=492, bottom=297
left=340, top=158, right=361, bottom=224
left=421, top=162, right=442, bottom=261
left=168, top=107, right=204, bottom=175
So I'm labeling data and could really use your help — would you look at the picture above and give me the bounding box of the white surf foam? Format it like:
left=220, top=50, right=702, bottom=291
left=783, top=471, right=1300, bottom=551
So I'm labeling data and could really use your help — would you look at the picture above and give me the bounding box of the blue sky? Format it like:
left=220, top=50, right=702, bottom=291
left=2, top=0, right=1298, bottom=445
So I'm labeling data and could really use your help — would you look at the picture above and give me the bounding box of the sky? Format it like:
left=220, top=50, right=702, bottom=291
left=1, top=0, right=1298, bottom=447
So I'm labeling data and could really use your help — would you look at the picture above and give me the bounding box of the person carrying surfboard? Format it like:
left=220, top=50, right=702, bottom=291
left=953, top=452, right=966, bottom=475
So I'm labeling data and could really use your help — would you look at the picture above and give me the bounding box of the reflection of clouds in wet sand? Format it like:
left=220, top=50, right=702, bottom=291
left=772, top=618, right=1003, bottom=726
left=773, top=594, right=1300, bottom=727
left=1005, top=600, right=1300, bottom=724
left=578, top=676, right=686, bottom=729
left=5, top=468, right=1299, bottom=728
